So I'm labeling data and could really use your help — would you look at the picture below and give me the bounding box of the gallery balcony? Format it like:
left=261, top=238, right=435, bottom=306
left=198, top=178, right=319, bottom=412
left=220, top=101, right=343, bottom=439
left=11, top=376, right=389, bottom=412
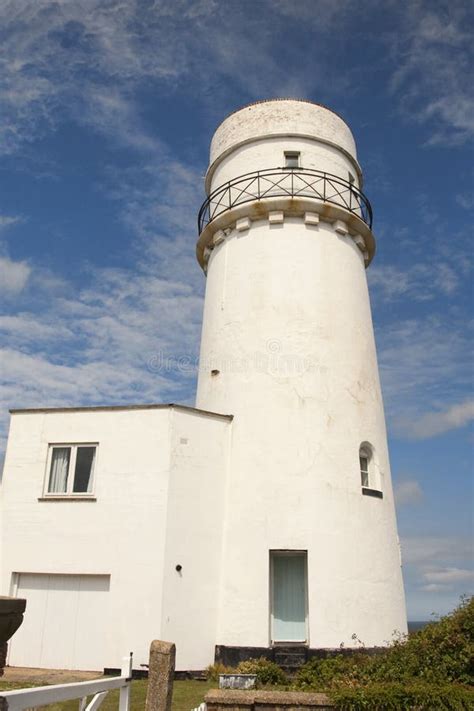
left=198, top=167, right=373, bottom=235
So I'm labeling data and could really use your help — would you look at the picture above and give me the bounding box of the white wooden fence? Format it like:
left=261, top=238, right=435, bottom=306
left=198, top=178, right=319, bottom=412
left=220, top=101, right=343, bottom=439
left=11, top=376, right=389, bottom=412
left=0, top=654, right=133, bottom=711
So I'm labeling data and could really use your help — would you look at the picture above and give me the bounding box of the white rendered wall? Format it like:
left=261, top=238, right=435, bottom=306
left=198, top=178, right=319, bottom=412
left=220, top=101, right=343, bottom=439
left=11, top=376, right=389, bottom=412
left=1, top=408, right=171, bottom=669
left=1, top=405, right=231, bottom=670
left=210, top=137, right=360, bottom=195
left=208, top=99, right=359, bottom=181
left=160, top=408, right=231, bottom=670
left=196, top=100, right=407, bottom=648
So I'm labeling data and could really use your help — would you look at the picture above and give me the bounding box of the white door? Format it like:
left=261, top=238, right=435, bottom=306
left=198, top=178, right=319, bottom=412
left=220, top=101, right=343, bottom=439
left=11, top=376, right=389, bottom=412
left=271, top=552, right=307, bottom=643
left=9, top=573, right=110, bottom=670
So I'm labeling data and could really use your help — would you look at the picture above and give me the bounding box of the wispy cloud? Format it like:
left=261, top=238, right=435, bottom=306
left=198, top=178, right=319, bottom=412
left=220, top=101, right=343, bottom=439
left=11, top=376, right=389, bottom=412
left=369, top=261, right=460, bottom=302
left=1, top=1, right=472, bottom=163
left=419, top=567, right=474, bottom=594
left=419, top=583, right=448, bottom=593
left=395, top=400, right=474, bottom=440
left=0, top=256, right=31, bottom=295
left=456, top=191, right=474, bottom=210
left=0, top=253, right=204, bottom=452
left=0, top=215, right=22, bottom=230
left=0, top=212, right=66, bottom=299
left=394, top=479, right=423, bottom=505
left=0, top=0, right=376, bottom=160
left=377, top=316, right=473, bottom=437
left=402, top=536, right=473, bottom=566
left=369, top=212, right=471, bottom=306
left=424, top=567, right=474, bottom=584
left=388, top=1, right=474, bottom=145
left=402, top=536, right=474, bottom=611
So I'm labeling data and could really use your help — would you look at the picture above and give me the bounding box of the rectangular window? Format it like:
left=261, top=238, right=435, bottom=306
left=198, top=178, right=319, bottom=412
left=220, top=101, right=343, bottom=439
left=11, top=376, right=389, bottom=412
left=46, top=444, right=97, bottom=496
left=284, top=151, right=300, bottom=168
left=360, top=456, right=369, bottom=487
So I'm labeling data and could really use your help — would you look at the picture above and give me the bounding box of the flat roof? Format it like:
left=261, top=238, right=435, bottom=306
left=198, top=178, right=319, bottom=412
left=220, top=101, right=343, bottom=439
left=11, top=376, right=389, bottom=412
left=9, top=403, right=233, bottom=421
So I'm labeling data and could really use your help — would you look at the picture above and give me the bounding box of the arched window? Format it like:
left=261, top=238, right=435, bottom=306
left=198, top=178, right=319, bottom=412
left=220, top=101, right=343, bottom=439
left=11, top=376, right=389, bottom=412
left=359, top=445, right=372, bottom=488
left=359, top=443, right=383, bottom=498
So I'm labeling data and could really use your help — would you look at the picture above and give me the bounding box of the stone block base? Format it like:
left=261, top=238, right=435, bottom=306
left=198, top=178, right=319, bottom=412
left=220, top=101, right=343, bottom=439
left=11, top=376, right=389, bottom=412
left=205, top=689, right=334, bottom=711
left=215, top=645, right=382, bottom=672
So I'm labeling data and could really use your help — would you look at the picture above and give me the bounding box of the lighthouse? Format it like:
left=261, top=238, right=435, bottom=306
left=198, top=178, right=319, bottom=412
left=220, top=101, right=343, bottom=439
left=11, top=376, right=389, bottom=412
left=196, top=99, right=407, bottom=658
left=0, top=98, right=408, bottom=673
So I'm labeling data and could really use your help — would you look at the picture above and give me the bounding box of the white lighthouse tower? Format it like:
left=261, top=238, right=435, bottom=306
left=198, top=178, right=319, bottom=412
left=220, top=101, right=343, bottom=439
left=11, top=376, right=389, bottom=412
left=0, top=98, right=408, bottom=672
left=196, top=99, right=407, bottom=659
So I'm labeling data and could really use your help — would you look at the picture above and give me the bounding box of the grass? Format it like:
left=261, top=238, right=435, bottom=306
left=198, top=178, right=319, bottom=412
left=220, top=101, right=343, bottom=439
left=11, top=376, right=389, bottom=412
left=0, top=678, right=216, bottom=711
left=172, top=680, right=216, bottom=711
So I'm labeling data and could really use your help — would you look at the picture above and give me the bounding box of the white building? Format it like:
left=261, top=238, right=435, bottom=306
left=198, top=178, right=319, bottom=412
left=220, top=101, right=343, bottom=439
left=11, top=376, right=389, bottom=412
left=1, top=99, right=407, bottom=673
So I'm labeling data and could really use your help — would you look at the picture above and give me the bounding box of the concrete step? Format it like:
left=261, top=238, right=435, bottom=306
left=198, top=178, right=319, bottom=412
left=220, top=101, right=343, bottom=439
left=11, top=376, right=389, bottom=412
left=274, top=648, right=307, bottom=670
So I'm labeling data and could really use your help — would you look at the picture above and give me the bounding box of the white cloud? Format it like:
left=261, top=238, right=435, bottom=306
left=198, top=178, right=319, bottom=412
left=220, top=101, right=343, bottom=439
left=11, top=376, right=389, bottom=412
left=369, top=219, right=471, bottom=303
left=0, top=256, right=203, bottom=445
left=0, top=314, right=73, bottom=343
left=0, top=0, right=471, bottom=162
left=417, top=568, right=474, bottom=594
left=377, top=315, right=473, bottom=436
left=402, top=537, right=474, bottom=614
left=456, top=192, right=474, bottom=210
left=388, top=2, right=474, bottom=145
left=0, top=256, right=31, bottom=295
left=395, top=399, right=474, bottom=440
left=0, top=215, right=21, bottom=230
left=424, top=567, right=474, bottom=584
left=394, top=479, right=423, bottom=505
left=369, top=262, right=460, bottom=302
left=419, top=583, right=449, bottom=593
left=401, top=536, right=473, bottom=566
left=0, top=0, right=365, bottom=159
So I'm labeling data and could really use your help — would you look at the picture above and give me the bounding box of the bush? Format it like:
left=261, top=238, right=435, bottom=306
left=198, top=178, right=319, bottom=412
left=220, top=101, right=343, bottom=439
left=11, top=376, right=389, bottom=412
left=365, top=596, right=474, bottom=685
left=331, top=682, right=474, bottom=710
left=294, top=596, right=474, bottom=690
left=205, top=663, right=234, bottom=681
left=236, top=657, right=288, bottom=686
left=295, top=654, right=366, bottom=690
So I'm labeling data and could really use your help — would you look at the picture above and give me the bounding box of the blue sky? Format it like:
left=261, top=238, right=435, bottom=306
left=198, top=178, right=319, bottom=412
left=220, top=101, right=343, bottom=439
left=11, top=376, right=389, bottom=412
left=0, top=0, right=472, bottom=622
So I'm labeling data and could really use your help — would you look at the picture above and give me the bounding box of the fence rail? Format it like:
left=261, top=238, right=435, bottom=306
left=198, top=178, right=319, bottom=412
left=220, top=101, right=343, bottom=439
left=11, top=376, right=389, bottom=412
left=0, top=654, right=133, bottom=711
left=198, top=167, right=373, bottom=233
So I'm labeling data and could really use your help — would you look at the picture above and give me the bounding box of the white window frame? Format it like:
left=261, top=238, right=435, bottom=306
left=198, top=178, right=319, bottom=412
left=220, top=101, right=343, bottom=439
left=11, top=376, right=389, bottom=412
left=359, top=442, right=383, bottom=494
left=360, top=449, right=370, bottom=488
left=43, top=443, right=98, bottom=498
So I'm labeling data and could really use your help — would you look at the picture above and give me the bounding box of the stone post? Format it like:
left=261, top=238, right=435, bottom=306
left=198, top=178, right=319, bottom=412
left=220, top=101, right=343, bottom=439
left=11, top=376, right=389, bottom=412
left=145, top=640, right=176, bottom=711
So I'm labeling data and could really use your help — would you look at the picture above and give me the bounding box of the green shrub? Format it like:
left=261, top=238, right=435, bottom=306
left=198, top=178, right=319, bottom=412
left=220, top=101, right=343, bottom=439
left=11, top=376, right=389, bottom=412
left=331, top=682, right=474, bottom=710
left=236, top=657, right=287, bottom=686
left=366, top=596, right=474, bottom=685
left=295, top=654, right=366, bottom=690
left=205, top=663, right=234, bottom=681
left=294, top=596, right=474, bottom=690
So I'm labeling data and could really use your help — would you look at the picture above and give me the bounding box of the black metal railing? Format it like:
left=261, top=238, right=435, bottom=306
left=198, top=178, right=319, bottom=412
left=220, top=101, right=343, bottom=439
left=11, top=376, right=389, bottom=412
left=198, top=167, right=373, bottom=233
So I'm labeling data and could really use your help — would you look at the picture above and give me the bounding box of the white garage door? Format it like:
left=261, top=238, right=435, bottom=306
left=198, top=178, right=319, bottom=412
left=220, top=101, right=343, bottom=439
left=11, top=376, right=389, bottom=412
left=9, top=573, right=111, bottom=670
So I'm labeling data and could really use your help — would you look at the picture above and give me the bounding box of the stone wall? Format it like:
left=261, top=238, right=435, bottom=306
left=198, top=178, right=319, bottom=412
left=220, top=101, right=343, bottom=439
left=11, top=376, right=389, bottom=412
left=205, top=690, right=335, bottom=711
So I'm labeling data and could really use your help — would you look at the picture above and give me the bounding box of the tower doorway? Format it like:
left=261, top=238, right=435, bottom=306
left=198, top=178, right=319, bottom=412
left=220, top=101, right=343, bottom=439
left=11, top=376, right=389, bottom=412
left=270, top=551, right=308, bottom=644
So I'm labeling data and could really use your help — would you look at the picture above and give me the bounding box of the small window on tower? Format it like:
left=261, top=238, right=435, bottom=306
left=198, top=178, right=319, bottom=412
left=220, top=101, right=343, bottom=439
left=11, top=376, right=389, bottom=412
left=284, top=151, right=300, bottom=168
left=359, top=443, right=383, bottom=497
left=359, top=450, right=370, bottom=487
